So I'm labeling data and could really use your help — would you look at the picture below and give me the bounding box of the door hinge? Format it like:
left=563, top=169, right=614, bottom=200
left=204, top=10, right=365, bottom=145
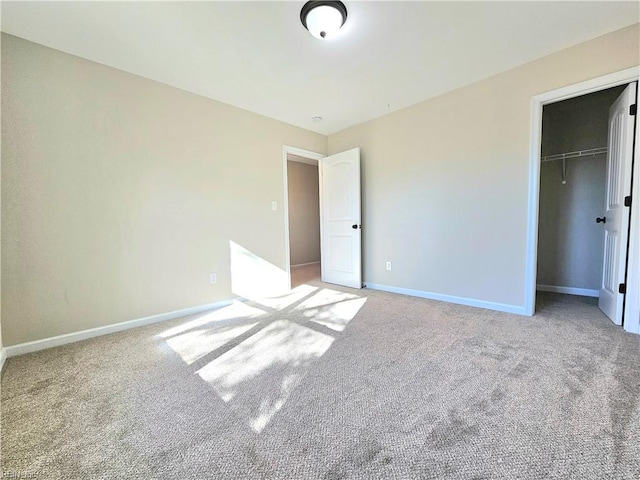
left=619, top=283, right=627, bottom=294
left=624, top=196, right=632, bottom=207
left=631, top=104, right=637, bottom=116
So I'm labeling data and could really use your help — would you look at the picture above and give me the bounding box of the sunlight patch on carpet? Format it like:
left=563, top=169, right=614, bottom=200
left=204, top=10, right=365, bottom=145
left=252, top=283, right=318, bottom=311
left=303, top=296, right=367, bottom=332
left=196, top=319, right=334, bottom=433
left=295, top=288, right=359, bottom=310
left=164, top=320, right=261, bottom=365
left=157, top=301, right=267, bottom=339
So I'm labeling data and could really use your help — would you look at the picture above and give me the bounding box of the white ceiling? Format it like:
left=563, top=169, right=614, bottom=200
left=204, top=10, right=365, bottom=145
left=2, top=1, right=638, bottom=135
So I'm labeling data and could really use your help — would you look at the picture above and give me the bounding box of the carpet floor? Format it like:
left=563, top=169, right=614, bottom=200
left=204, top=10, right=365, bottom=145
left=1, top=265, right=639, bottom=479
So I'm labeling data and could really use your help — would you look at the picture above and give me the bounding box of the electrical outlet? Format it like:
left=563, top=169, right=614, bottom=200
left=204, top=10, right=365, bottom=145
left=209, top=273, right=217, bottom=284
left=271, top=201, right=278, bottom=211
left=386, top=261, right=392, bottom=271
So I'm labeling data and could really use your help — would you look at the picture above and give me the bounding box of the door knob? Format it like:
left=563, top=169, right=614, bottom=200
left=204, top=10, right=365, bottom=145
left=596, top=217, right=606, bottom=224
left=352, top=224, right=361, bottom=229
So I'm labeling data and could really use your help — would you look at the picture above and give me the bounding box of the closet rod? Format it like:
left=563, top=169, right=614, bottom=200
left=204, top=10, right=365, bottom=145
left=541, top=146, right=607, bottom=163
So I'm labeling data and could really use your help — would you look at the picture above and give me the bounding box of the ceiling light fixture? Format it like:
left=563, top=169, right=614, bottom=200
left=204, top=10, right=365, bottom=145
left=300, top=1, right=347, bottom=40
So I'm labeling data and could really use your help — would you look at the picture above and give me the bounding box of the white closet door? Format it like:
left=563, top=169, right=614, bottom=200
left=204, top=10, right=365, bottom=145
left=598, top=82, right=637, bottom=325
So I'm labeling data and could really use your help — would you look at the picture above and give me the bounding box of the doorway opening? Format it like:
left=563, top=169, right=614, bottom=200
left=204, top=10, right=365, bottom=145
left=525, top=68, right=639, bottom=334
left=282, top=145, right=363, bottom=292
left=282, top=146, right=325, bottom=290
left=286, top=152, right=322, bottom=288
left=536, top=86, right=626, bottom=311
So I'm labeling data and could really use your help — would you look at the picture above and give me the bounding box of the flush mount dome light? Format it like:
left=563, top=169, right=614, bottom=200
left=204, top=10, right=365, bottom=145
left=300, top=1, right=347, bottom=40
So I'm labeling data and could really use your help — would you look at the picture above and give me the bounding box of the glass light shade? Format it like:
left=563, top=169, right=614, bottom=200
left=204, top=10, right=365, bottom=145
left=305, top=5, right=344, bottom=39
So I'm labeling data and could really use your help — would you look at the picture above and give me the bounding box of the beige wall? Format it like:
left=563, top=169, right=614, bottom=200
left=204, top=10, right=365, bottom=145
left=2, top=24, right=639, bottom=346
left=287, top=160, right=320, bottom=266
left=327, top=24, right=639, bottom=309
left=0, top=33, right=2, bottom=359
left=537, top=87, right=625, bottom=291
left=1, top=34, right=326, bottom=345
left=0, top=32, right=3, bottom=360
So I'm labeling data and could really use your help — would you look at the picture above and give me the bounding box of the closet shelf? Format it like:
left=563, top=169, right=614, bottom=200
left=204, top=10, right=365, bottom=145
left=541, top=146, right=607, bottom=163
left=541, top=146, right=608, bottom=185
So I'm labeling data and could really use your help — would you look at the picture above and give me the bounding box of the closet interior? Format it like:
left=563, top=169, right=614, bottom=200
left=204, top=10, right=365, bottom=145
left=537, top=85, right=626, bottom=299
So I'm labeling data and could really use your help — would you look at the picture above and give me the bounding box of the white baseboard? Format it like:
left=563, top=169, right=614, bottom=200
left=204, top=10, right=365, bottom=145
left=291, top=261, right=321, bottom=268
left=0, top=347, right=6, bottom=373
left=365, top=283, right=527, bottom=315
left=537, top=284, right=599, bottom=297
left=4, top=298, right=236, bottom=359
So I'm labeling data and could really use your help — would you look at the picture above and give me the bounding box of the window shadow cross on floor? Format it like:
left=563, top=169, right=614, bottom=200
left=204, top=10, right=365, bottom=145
left=186, top=285, right=351, bottom=373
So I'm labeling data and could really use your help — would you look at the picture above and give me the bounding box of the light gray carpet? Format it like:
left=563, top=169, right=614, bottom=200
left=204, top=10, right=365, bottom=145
left=2, top=266, right=639, bottom=479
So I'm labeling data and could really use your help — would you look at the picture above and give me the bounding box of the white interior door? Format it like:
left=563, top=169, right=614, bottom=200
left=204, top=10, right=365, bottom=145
left=320, top=148, right=362, bottom=289
left=599, top=82, right=637, bottom=324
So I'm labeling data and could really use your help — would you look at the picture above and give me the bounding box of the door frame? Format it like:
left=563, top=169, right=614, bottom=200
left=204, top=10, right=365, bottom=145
left=524, top=66, right=640, bottom=334
left=282, top=145, right=326, bottom=290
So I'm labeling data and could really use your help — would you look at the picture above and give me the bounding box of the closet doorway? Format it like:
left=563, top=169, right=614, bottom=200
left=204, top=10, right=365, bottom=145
left=535, top=81, right=638, bottom=328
